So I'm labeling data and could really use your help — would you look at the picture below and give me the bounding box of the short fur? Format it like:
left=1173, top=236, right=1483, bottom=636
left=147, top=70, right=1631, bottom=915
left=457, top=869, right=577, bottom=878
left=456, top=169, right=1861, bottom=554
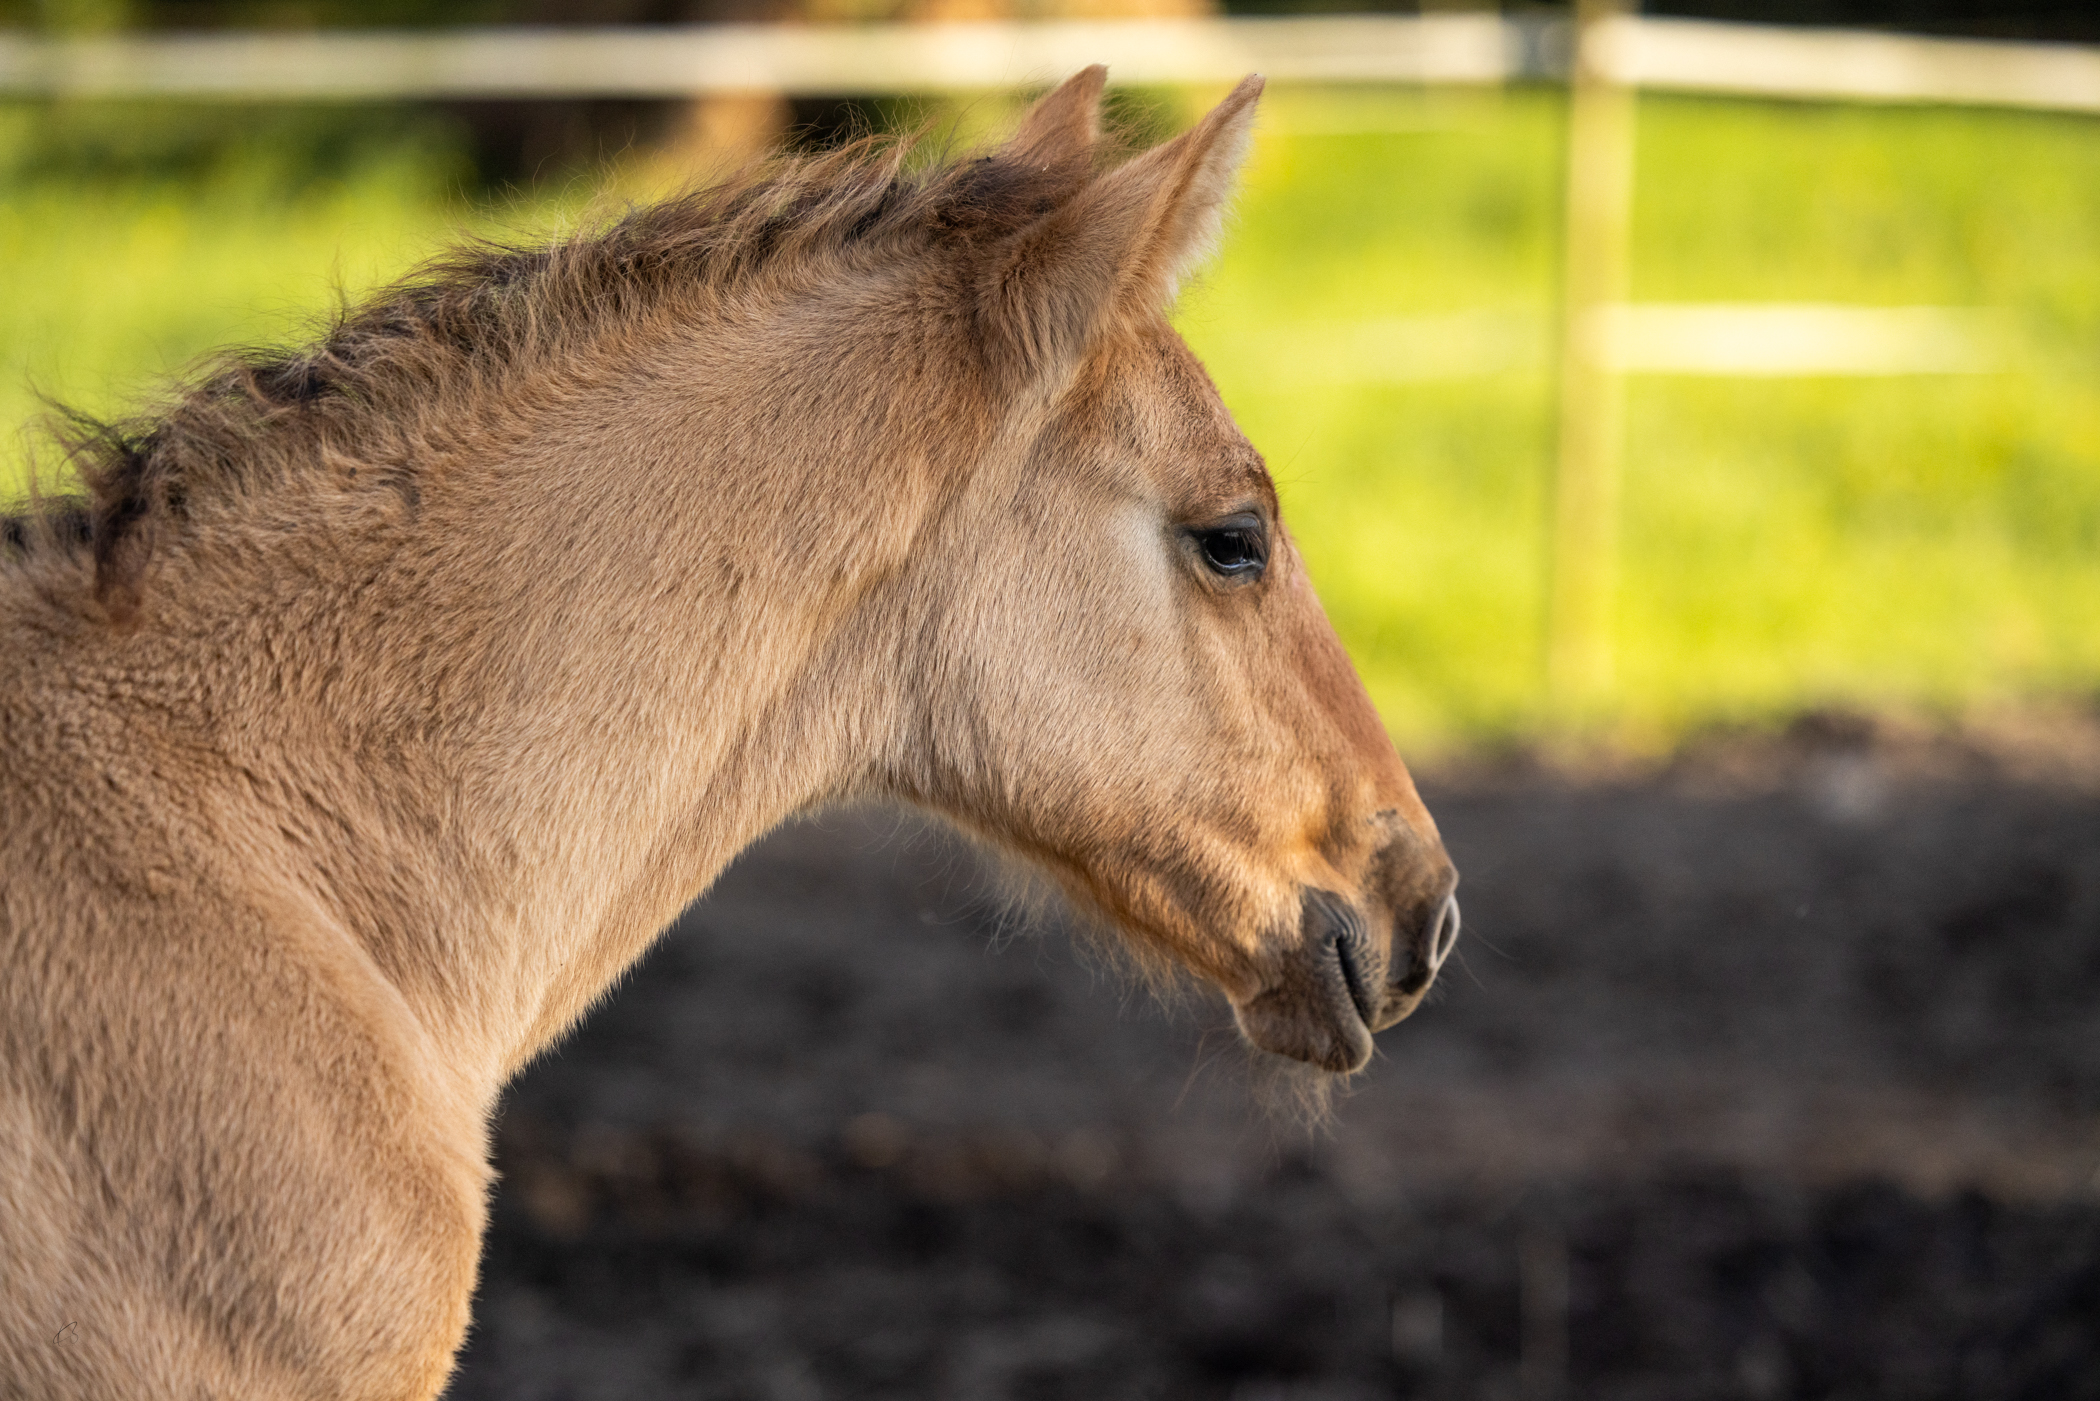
left=0, top=70, right=1455, bottom=1400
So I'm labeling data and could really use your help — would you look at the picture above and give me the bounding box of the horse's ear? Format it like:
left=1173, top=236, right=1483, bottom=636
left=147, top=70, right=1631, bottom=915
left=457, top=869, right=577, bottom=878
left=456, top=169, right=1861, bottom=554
left=1006, top=64, right=1107, bottom=169
left=980, top=73, right=1264, bottom=386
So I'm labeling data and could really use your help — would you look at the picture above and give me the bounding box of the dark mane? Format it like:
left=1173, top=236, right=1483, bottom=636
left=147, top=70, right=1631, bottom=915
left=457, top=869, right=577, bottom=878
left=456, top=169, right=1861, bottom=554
left=1, top=131, right=1093, bottom=616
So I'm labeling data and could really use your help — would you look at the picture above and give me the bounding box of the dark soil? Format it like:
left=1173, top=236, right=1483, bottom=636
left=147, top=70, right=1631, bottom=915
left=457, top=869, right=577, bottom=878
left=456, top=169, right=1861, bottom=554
left=446, top=724, right=2100, bottom=1400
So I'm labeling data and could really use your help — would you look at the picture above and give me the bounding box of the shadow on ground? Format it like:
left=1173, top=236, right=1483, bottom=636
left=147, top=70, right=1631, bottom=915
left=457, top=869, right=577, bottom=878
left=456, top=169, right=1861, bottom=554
left=447, top=721, right=2100, bottom=1400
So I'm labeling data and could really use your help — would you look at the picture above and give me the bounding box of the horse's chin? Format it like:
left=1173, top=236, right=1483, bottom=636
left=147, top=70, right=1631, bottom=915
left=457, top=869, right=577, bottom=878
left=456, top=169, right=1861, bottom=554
left=1233, top=995, right=1374, bottom=1073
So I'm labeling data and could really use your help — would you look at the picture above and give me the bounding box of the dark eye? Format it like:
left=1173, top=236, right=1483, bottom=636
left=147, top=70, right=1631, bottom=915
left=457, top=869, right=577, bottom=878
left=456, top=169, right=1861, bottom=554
left=1192, top=520, right=1268, bottom=580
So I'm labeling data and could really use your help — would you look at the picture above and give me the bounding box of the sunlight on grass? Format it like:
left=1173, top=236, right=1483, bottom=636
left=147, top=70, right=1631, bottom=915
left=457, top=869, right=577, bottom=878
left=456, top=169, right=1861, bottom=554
left=1, top=169, right=451, bottom=447
left=0, top=101, right=600, bottom=489
left=4, top=88, right=2097, bottom=748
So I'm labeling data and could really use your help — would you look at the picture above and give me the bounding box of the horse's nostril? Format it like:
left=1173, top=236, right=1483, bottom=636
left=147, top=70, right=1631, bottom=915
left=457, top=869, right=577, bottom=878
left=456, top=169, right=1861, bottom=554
left=1431, top=895, right=1461, bottom=966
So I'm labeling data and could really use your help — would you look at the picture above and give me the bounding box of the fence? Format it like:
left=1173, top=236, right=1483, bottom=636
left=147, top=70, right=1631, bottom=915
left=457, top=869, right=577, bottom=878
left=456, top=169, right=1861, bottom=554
left=5, top=12, right=2097, bottom=714
left=2, top=15, right=2098, bottom=108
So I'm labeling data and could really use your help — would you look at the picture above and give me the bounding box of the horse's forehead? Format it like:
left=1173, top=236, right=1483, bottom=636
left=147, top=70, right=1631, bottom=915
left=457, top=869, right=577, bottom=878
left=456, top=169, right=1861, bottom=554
left=1106, top=327, right=1271, bottom=502
left=1123, top=326, right=1227, bottom=425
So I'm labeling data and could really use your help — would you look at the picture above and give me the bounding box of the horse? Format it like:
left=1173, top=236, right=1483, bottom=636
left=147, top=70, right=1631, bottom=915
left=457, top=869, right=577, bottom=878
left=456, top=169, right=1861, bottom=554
left=0, top=68, right=1458, bottom=1399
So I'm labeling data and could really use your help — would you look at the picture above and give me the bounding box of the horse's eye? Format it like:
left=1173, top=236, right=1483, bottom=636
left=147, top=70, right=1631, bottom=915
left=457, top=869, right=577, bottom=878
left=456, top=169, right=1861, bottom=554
left=1194, top=523, right=1267, bottom=579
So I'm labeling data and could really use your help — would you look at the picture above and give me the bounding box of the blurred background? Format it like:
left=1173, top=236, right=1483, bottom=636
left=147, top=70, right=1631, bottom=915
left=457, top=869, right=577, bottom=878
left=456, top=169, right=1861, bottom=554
left=5, top=2, right=2100, bottom=1396
left=5, top=0, right=2099, bottom=749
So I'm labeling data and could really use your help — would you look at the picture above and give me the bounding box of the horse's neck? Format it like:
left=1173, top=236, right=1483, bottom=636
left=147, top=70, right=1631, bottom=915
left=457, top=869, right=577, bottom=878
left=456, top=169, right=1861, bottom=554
left=177, top=335, right=949, bottom=1102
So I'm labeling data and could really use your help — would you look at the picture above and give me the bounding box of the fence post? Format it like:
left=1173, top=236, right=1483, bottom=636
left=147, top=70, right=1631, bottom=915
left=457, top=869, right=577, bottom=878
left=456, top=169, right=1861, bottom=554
left=1547, top=0, right=1637, bottom=716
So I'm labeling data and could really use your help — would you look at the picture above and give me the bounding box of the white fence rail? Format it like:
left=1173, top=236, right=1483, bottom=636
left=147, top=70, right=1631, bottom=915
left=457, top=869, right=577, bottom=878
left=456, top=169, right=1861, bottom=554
left=1597, top=16, right=2100, bottom=113
left=0, top=17, right=1511, bottom=100
left=1589, top=303, right=2010, bottom=376
left=1245, top=305, right=2011, bottom=385
left=1, top=15, right=2097, bottom=112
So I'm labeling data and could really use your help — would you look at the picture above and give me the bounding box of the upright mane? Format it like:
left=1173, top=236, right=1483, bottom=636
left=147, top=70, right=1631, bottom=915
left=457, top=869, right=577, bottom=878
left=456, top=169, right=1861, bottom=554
left=1, top=130, right=1099, bottom=616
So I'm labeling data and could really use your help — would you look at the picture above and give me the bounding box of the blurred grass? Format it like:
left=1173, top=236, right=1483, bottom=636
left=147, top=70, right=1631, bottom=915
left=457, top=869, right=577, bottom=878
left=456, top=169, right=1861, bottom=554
left=4, top=87, right=2098, bottom=749
left=0, top=103, right=489, bottom=455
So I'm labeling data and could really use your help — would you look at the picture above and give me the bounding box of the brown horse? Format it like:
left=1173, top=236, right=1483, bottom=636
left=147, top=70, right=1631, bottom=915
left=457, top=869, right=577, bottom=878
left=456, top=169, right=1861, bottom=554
left=0, top=69, right=1457, bottom=1399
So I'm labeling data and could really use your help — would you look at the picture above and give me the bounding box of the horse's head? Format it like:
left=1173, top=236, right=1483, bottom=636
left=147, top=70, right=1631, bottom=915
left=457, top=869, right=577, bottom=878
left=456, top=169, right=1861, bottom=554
left=896, top=69, right=1458, bottom=1074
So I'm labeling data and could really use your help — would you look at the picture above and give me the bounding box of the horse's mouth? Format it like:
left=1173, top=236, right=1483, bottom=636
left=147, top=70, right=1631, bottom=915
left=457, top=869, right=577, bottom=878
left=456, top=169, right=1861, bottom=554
left=1229, top=890, right=1380, bottom=1073
left=1228, top=880, right=1460, bottom=1072
left=1331, top=921, right=1378, bottom=1029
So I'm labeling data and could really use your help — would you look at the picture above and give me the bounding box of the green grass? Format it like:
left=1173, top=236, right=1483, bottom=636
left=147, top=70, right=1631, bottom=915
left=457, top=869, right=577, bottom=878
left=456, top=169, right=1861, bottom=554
left=5, top=88, right=2099, bottom=750
left=0, top=105, right=474, bottom=457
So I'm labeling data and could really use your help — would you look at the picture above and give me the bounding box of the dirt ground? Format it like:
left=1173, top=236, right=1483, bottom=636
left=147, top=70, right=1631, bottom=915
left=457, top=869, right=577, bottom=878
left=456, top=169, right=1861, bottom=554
left=445, top=716, right=2100, bottom=1400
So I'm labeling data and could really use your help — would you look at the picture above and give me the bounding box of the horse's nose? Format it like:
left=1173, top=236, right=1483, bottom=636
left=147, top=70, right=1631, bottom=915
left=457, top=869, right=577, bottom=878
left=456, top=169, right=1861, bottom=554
left=1386, top=874, right=1460, bottom=1005
left=1430, top=893, right=1462, bottom=968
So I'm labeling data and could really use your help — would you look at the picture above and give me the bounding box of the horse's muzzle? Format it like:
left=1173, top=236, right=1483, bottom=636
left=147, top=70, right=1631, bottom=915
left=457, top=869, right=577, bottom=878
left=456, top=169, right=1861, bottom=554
left=1232, top=857, right=1460, bottom=1073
